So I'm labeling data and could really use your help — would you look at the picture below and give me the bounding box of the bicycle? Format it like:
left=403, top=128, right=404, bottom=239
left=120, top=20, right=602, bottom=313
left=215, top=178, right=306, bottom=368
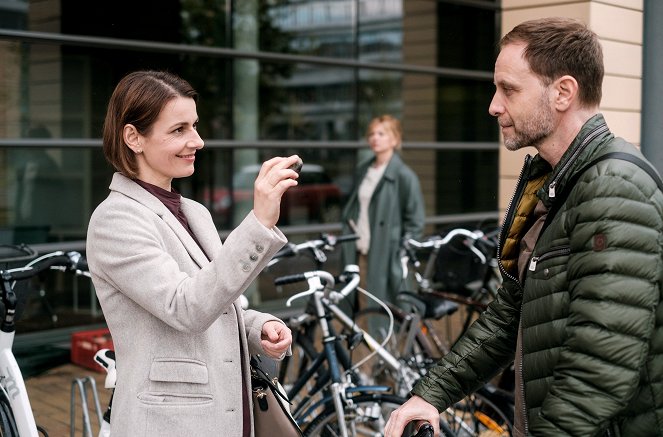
left=266, top=233, right=358, bottom=388
left=273, top=268, right=456, bottom=437
left=269, top=232, right=511, bottom=436
left=352, top=228, right=500, bottom=366
left=350, top=228, right=514, bottom=436
left=0, top=249, right=90, bottom=437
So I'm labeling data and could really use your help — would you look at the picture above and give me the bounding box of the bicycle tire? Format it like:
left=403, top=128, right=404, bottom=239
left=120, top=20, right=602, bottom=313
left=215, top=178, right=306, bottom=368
left=0, top=390, right=18, bottom=437
left=302, top=393, right=456, bottom=437
left=443, top=390, right=513, bottom=437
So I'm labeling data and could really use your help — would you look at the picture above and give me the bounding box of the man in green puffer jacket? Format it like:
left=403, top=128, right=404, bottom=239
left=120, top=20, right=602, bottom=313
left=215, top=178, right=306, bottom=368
left=386, top=17, right=663, bottom=437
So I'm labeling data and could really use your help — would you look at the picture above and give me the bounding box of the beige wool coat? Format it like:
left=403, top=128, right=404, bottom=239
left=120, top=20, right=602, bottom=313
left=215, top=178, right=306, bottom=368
left=86, top=173, right=287, bottom=437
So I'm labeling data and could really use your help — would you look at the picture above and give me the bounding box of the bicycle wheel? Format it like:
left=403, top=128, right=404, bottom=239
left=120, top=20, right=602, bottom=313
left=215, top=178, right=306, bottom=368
left=302, top=393, right=456, bottom=437
left=443, top=390, right=513, bottom=437
left=0, top=390, right=18, bottom=437
left=279, top=326, right=318, bottom=390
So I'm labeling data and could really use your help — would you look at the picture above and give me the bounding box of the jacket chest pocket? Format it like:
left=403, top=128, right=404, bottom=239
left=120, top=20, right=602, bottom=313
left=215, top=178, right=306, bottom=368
left=527, top=245, right=570, bottom=278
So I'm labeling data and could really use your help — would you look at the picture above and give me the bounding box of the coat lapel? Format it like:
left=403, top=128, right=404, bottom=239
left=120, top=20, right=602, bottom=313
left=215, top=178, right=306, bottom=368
left=109, top=173, right=211, bottom=269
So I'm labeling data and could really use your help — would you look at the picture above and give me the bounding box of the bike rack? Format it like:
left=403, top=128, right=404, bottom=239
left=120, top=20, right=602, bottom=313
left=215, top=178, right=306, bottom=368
left=70, top=376, right=102, bottom=437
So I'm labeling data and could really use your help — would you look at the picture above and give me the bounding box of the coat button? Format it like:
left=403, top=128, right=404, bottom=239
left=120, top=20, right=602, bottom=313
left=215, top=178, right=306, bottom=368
left=250, top=253, right=258, bottom=261
left=242, top=263, right=250, bottom=272
left=256, top=244, right=264, bottom=253
left=544, top=268, right=550, bottom=278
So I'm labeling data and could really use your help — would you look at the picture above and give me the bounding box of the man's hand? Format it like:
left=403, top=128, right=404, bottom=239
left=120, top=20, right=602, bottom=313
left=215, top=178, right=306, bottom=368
left=385, top=395, right=440, bottom=437
left=260, top=320, right=292, bottom=359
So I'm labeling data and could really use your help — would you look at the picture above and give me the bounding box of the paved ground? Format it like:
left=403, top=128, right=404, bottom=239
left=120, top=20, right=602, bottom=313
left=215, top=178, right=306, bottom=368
left=26, top=364, right=112, bottom=437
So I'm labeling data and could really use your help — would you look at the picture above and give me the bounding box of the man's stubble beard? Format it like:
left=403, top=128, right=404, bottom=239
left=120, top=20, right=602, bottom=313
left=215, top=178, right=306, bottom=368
left=503, top=95, right=554, bottom=152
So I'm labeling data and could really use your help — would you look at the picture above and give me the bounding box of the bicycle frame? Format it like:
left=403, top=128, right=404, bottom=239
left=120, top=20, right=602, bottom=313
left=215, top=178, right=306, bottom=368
left=0, top=250, right=90, bottom=437
left=0, top=329, right=39, bottom=437
left=280, top=270, right=397, bottom=437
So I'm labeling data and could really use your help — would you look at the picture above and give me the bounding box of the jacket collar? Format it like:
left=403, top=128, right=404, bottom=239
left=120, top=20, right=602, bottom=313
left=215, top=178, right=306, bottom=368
left=359, top=152, right=404, bottom=182
left=109, top=172, right=211, bottom=268
left=538, top=113, right=612, bottom=207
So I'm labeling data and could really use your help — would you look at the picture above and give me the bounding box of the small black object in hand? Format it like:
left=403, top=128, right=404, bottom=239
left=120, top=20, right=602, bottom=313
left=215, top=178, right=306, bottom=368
left=288, top=159, right=303, bottom=174
left=411, top=422, right=434, bottom=437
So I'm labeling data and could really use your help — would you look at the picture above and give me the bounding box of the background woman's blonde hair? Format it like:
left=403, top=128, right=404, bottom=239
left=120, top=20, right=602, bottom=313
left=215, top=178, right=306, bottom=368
left=366, top=115, right=402, bottom=150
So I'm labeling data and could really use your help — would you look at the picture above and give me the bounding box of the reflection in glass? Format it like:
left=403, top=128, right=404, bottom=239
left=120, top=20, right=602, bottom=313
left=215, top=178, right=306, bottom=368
left=195, top=148, right=353, bottom=229
left=265, top=0, right=355, bottom=58
left=358, top=70, right=402, bottom=133
left=0, top=0, right=502, bottom=312
left=260, top=62, right=356, bottom=141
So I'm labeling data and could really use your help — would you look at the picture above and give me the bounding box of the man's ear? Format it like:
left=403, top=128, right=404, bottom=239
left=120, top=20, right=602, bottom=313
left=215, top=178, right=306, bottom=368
left=123, top=124, right=142, bottom=153
left=554, top=75, right=579, bottom=111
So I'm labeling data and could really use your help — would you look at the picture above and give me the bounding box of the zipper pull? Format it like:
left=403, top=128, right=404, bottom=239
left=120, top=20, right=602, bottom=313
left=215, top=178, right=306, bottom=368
left=549, top=181, right=556, bottom=198
left=528, top=256, right=539, bottom=271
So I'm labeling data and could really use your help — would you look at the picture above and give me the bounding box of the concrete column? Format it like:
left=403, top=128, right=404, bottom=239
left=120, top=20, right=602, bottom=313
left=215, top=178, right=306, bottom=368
left=641, top=0, right=663, bottom=173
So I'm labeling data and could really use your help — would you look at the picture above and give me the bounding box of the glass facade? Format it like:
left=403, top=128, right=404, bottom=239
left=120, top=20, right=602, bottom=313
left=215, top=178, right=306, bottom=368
left=0, top=0, right=500, bottom=332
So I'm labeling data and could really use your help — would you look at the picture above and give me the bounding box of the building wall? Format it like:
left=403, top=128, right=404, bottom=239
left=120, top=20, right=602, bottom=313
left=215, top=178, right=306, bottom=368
left=498, top=0, right=644, bottom=218
left=402, top=0, right=438, bottom=224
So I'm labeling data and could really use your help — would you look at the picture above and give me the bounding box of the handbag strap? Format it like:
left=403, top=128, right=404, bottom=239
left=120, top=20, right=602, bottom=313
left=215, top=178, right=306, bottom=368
left=250, top=356, right=293, bottom=405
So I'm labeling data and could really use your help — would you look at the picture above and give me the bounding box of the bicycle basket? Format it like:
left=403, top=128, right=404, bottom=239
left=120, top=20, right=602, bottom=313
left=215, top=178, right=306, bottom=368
left=431, top=235, right=492, bottom=295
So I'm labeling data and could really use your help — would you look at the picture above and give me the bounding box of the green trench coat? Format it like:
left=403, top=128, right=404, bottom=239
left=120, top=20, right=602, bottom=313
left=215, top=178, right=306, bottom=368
left=341, top=153, right=425, bottom=304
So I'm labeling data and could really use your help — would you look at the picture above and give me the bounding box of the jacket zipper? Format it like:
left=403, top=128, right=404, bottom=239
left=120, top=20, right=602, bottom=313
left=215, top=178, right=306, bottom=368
left=497, top=154, right=532, bottom=285
left=528, top=245, right=571, bottom=272
left=518, top=319, right=528, bottom=435
left=498, top=156, right=531, bottom=435
left=548, top=123, right=609, bottom=199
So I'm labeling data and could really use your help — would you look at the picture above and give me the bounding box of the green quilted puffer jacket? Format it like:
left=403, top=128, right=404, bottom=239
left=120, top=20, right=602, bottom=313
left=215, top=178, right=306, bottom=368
left=412, top=114, right=663, bottom=436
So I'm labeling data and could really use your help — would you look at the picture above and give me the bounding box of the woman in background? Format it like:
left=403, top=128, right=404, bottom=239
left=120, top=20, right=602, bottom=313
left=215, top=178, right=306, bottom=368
left=341, top=115, right=425, bottom=313
left=87, top=70, right=296, bottom=437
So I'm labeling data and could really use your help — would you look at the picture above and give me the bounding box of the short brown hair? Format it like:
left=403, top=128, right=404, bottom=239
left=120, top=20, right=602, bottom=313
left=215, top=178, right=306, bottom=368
left=500, top=17, right=603, bottom=107
left=366, top=115, right=402, bottom=150
left=102, top=70, right=198, bottom=179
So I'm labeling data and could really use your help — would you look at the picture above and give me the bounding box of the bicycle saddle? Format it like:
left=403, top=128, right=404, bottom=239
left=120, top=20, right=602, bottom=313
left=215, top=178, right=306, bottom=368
left=397, top=291, right=459, bottom=320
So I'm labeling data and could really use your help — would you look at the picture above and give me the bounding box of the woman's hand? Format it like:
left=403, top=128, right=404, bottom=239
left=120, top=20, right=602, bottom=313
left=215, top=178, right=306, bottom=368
left=253, top=155, right=301, bottom=228
left=260, top=320, right=292, bottom=359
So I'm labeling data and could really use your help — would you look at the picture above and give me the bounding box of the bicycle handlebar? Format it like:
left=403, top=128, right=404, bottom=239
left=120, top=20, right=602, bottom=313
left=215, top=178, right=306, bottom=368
left=277, top=270, right=336, bottom=307
left=1, top=250, right=90, bottom=333
left=268, top=233, right=358, bottom=267
left=274, top=272, right=308, bottom=286
left=404, top=228, right=491, bottom=265
left=408, top=422, right=434, bottom=437
left=1, top=251, right=88, bottom=282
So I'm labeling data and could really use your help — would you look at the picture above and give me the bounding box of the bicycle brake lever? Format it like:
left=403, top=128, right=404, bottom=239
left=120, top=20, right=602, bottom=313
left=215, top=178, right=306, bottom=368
left=312, top=247, right=327, bottom=263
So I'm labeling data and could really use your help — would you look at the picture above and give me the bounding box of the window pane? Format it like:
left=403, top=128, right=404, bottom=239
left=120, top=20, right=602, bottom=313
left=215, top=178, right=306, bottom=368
left=437, top=2, right=497, bottom=71
left=61, top=0, right=229, bottom=47
left=189, top=148, right=354, bottom=230
left=0, top=41, right=232, bottom=140
left=264, top=0, right=355, bottom=58
left=260, top=63, right=357, bottom=141
left=437, top=78, right=497, bottom=142
left=0, top=146, right=112, bottom=243
left=435, top=149, right=498, bottom=215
